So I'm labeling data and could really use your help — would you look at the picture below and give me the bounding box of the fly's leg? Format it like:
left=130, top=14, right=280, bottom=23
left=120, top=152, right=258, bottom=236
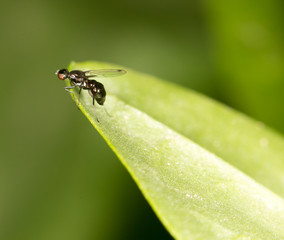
left=77, top=87, right=82, bottom=107
left=64, top=86, right=80, bottom=107
left=103, top=105, right=112, bottom=117
left=93, top=96, right=99, bottom=123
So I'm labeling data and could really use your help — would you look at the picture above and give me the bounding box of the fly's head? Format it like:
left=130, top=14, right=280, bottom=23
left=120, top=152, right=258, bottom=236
left=55, top=69, right=69, bottom=80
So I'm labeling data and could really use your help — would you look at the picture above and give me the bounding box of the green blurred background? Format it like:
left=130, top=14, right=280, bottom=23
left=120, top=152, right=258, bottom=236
left=0, top=0, right=283, bottom=239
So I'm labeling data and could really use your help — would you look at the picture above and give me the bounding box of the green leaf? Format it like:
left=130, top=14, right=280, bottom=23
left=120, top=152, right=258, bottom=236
left=67, top=61, right=284, bottom=240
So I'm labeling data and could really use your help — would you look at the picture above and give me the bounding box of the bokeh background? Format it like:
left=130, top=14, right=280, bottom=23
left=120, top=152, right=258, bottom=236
left=0, top=0, right=283, bottom=239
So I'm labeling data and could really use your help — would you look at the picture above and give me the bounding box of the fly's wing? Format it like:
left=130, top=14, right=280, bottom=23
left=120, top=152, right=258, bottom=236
left=84, top=69, right=126, bottom=78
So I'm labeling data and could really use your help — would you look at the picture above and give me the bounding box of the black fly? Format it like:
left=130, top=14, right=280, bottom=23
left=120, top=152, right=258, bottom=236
left=55, top=68, right=126, bottom=122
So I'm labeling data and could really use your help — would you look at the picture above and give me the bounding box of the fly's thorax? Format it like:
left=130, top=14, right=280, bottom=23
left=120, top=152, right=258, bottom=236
left=69, top=70, right=86, bottom=78
left=69, top=70, right=86, bottom=83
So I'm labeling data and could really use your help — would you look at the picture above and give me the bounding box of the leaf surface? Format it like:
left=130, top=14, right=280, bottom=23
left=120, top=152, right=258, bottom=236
left=67, top=61, right=284, bottom=240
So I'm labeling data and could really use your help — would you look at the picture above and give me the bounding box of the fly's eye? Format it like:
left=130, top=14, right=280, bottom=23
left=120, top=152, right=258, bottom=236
left=56, top=69, right=68, bottom=80
left=58, top=73, right=66, bottom=80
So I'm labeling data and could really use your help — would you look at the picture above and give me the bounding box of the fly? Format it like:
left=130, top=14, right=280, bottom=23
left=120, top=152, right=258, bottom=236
left=55, top=68, right=126, bottom=122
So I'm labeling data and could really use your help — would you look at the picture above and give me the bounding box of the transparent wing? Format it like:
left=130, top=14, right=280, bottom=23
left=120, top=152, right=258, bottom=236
left=84, top=69, right=126, bottom=78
